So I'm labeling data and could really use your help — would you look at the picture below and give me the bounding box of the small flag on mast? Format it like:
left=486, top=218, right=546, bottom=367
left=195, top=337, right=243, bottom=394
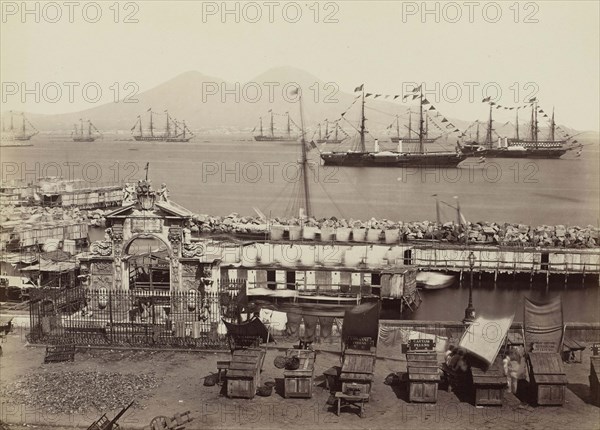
left=354, top=84, right=364, bottom=92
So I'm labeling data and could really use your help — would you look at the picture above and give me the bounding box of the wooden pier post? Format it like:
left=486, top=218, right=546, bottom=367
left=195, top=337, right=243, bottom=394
left=459, top=269, right=463, bottom=284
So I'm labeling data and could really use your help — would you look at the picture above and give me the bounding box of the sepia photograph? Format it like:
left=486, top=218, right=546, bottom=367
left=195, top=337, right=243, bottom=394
left=0, top=1, right=599, bottom=429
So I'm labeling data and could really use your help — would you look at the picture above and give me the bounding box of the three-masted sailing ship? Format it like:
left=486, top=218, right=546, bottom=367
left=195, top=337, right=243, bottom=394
left=72, top=119, right=102, bottom=142
left=389, top=110, right=436, bottom=144
left=1, top=111, right=38, bottom=145
left=315, top=119, right=344, bottom=144
left=254, top=111, right=298, bottom=142
left=320, top=86, right=467, bottom=168
left=461, top=100, right=577, bottom=158
left=131, top=109, right=194, bottom=142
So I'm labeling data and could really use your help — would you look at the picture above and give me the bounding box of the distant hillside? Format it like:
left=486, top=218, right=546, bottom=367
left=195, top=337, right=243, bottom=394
left=1, top=66, right=588, bottom=144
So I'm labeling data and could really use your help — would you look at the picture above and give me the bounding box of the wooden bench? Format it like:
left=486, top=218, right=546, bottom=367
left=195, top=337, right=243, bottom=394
left=44, top=344, right=76, bottom=363
left=335, top=392, right=369, bottom=418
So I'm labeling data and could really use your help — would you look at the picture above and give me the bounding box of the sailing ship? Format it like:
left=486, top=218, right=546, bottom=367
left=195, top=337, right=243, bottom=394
left=315, top=119, right=344, bottom=144
left=1, top=111, right=38, bottom=146
left=390, top=110, right=436, bottom=144
left=461, top=101, right=577, bottom=158
left=131, top=109, right=194, bottom=142
left=254, top=111, right=297, bottom=142
left=72, top=119, right=102, bottom=142
left=320, top=86, right=467, bottom=168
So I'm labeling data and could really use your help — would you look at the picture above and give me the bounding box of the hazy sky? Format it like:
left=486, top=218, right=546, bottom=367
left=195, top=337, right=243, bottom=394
left=1, top=1, right=598, bottom=130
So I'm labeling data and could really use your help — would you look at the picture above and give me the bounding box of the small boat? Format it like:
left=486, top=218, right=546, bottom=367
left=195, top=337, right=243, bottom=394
left=416, top=271, right=454, bottom=290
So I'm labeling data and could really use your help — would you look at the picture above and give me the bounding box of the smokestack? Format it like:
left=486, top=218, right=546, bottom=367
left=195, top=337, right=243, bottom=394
left=397, top=140, right=403, bottom=153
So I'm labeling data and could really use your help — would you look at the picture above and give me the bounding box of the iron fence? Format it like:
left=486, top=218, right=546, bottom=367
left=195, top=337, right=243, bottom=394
left=29, top=279, right=246, bottom=349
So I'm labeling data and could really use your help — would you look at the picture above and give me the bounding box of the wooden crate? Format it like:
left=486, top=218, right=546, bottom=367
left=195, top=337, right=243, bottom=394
left=589, top=356, right=600, bottom=405
left=406, top=352, right=440, bottom=403
left=226, top=348, right=265, bottom=399
left=471, top=357, right=507, bottom=406
left=340, top=349, right=376, bottom=399
left=284, top=349, right=316, bottom=398
left=527, top=352, right=568, bottom=406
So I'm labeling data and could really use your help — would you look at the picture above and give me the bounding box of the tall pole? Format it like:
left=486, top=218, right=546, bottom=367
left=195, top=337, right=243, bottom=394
left=270, top=111, right=274, bottom=138
left=359, top=88, right=366, bottom=152
left=550, top=107, right=555, bottom=141
left=259, top=117, right=263, bottom=136
left=10, top=111, right=14, bottom=131
left=318, top=123, right=322, bottom=141
left=464, top=252, right=476, bottom=324
left=324, top=119, right=329, bottom=140
left=149, top=110, right=154, bottom=137
left=286, top=112, right=291, bottom=138
left=398, top=114, right=403, bottom=139
left=485, top=104, right=493, bottom=147
left=515, top=110, right=519, bottom=140
left=418, top=90, right=424, bottom=153
left=88, top=120, right=92, bottom=137
left=298, top=90, right=311, bottom=218
left=138, top=116, right=143, bottom=137
left=476, top=121, right=480, bottom=143
left=166, top=111, right=170, bottom=137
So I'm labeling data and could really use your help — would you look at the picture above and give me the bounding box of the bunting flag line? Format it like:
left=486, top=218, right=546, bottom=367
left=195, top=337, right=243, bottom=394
left=412, top=85, right=422, bottom=93
left=354, top=84, right=364, bottom=92
left=482, top=96, right=491, bottom=102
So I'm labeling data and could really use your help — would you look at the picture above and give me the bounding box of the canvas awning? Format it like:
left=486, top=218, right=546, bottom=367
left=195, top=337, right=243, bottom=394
left=459, top=313, right=514, bottom=367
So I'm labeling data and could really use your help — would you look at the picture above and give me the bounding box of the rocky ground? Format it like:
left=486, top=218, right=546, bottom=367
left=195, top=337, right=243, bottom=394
left=1, top=328, right=599, bottom=430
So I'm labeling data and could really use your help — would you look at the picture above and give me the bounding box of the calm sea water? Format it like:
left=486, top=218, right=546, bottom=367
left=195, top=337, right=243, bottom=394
left=3, top=134, right=599, bottom=322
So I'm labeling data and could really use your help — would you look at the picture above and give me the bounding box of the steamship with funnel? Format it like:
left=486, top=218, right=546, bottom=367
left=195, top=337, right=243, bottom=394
left=460, top=99, right=580, bottom=158
left=320, top=85, right=467, bottom=168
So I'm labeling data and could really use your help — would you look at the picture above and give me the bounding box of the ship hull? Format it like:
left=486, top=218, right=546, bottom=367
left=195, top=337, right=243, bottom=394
left=254, top=135, right=297, bottom=142
left=133, top=136, right=192, bottom=142
left=316, top=139, right=343, bottom=144
left=484, top=148, right=568, bottom=159
left=390, top=137, right=436, bottom=144
left=320, top=151, right=467, bottom=168
left=73, top=137, right=98, bottom=142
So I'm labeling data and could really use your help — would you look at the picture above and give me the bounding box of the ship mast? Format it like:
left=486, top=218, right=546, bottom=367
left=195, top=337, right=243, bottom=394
left=425, top=113, right=429, bottom=139
left=550, top=107, right=555, bottom=141
left=485, top=104, right=493, bottom=147
left=22, top=113, right=26, bottom=134
left=87, top=120, right=92, bottom=137
left=270, top=111, right=274, bottom=138
left=80, top=118, right=84, bottom=137
left=138, top=116, right=143, bottom=137
left=418, top=89, right=424, bottom=153
left=182, top=120, right=187, bottom=139
left=334, top=121, right=338, bottom=141
left=317, top=123, right=322, bottom=140
left=530, top=101, right=538, bottom=144
left=298, top=89, right=311, bottom=218
left=399, top=114, right=404, bottom=139
left=324, top=119, right=329, bottom=140
left=359, top=88, right=366, bottom=152
left=286, top=112, right=291, bottom=138
left=515, top=110, right=519, bottom=140
left=165, top=111, right=170, bottom=138
left=149, top=110, right=154, bottom=137
left=476, top=121, right=480, bottom=143
left=259, top=116, right=263, bottom=136
left=10, top=111, right=14, bottom=131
